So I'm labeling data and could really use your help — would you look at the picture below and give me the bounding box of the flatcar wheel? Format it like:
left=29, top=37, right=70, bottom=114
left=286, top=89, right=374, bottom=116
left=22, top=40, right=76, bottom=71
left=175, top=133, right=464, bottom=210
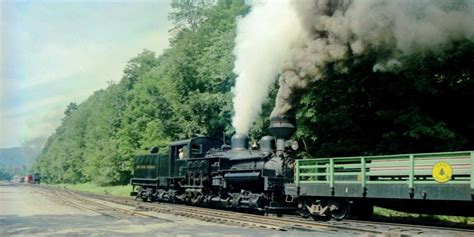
left=329, top=201, right=350, bottom=221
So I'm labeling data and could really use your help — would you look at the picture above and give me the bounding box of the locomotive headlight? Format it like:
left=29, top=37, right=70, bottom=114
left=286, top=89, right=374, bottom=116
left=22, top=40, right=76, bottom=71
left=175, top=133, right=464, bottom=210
left=291, top=140, right=299, bottom=150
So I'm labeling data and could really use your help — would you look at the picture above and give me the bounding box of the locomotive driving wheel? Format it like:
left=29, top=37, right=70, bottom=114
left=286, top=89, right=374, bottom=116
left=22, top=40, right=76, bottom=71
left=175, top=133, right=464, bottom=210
left=299, top=208, right=311, bottom=218
left=297, top=200, right=311, bottom=218
left=191, top=192, right=203, bottom=205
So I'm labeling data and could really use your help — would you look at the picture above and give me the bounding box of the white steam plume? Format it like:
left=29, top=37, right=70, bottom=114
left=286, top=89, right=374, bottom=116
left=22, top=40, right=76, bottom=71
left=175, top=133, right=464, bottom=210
left=231, top=0, right=302, bottom=134
left=271, top=0, right=474, bottom=117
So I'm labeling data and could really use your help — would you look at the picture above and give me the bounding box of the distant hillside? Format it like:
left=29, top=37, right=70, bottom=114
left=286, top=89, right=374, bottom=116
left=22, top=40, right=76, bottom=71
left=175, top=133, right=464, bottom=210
left=0, top=146, right=41, bottom=180
left=0, top=147, right=41, bottom=168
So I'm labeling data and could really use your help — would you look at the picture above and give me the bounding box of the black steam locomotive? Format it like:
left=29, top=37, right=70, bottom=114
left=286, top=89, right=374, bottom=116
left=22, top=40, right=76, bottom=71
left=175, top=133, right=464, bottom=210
left=131, top=116, right=299, bottom=213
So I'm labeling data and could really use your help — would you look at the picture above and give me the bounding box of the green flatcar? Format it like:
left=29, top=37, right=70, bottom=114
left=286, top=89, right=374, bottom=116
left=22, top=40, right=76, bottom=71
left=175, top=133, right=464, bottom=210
left=287, top=151, right=474, bottom=219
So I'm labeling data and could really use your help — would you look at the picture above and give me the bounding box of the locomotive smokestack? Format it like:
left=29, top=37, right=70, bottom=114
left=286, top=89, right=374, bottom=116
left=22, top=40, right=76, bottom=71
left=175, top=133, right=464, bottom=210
left=231, top=133, right=249, bottom=151
left=268, top=115, right=296, bottom=152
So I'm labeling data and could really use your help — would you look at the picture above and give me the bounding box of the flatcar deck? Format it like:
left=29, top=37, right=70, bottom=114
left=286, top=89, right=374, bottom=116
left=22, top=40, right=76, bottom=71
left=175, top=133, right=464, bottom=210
left=287, top=151, right=474, bottom=216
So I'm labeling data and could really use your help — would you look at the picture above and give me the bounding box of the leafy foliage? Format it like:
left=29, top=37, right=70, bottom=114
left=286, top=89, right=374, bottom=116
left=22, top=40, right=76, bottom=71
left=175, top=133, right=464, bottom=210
left=168, top=0, right=214, bottom=34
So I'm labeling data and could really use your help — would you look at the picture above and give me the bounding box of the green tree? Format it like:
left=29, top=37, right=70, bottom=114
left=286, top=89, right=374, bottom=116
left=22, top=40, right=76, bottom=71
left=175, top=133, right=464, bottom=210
left=168, top=0, right=213, bottom=34
left=63, top=102, right=78, bottom=120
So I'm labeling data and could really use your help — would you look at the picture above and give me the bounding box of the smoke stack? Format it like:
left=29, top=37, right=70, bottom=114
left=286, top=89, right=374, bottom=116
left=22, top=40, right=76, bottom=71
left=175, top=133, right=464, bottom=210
left=231, top=133, right=249, bottom=151
left=268, top=115, right=296, bottom=151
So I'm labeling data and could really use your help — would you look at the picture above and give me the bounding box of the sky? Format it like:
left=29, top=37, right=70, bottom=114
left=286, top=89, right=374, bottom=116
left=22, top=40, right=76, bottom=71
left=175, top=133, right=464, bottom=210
left=1, top=0, right=173, bottom=149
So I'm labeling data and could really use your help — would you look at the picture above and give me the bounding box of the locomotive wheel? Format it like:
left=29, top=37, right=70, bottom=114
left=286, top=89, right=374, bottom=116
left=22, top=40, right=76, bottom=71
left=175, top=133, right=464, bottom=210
left=297, top=201, right=311, bottom=218
left=298, top=208, right=311, bottom=218
left=191, top=192, right=202, bottom=205
left=328, top=200, right=350, bottom=221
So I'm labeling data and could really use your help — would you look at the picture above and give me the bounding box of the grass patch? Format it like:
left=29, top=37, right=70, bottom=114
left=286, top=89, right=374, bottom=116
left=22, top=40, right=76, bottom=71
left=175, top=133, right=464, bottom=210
left=373, top=207, right=474, bottom=226
left=46, top=183, right=132, bottom=197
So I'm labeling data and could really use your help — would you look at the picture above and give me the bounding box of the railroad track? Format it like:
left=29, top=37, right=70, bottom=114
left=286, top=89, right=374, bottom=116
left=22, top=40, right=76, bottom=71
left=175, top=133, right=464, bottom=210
left=31, top=185, right=474, bottom=236
left=136, top=202, right=474, bottom=236
left=31, top=186, right=166, bottom=221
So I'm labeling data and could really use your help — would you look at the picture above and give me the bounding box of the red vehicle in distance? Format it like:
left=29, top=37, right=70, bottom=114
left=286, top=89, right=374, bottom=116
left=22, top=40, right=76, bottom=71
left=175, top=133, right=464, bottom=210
left=25, top=175, right=34, bottom=184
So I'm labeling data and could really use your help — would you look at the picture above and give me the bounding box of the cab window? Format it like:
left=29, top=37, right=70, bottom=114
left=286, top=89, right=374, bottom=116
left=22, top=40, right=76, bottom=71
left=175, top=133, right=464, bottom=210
left=191, top=144, right=203, bottom=155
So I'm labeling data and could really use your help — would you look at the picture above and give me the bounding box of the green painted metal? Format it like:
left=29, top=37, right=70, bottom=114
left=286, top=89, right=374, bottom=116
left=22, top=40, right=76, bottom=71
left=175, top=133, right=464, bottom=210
left=407, top=180, right=470, bottom=184
left=409, top=154, right=414, bottom=189
left=471, top=151, right=474, bottom=190
left=333, top=164, right=362, bottom=169
left=364, top=180, right=408, bottom=184
left=361, top=157, right=366, bottom=189
left=294, top=151, right=473, bottom=190
left=366, top=162, right=409, bottom=168
left=334, top=172, right=362, bottom=176
left=329, top=159, right=334, bottom=188
left=133, top=154, right=160, bottom=179
left=365, top=170, right=414, bottom=176
left=299, top=173, right=327, bottom=177
left=295, top=159, right=300, bottom=187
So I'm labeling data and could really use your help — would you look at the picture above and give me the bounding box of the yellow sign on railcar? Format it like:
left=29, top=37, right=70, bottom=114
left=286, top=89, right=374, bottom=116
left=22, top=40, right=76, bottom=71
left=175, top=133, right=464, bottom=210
left=432, top=161, right=452, bottom=183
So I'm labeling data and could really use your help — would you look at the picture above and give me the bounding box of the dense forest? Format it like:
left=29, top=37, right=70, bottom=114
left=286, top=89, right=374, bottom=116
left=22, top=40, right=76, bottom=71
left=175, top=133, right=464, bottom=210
left=34, top=0, right=474, bottom=185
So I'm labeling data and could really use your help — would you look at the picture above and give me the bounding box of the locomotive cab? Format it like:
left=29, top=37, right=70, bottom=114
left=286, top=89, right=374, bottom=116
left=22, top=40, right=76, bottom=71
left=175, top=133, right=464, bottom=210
left=168, top=137, right=223, bottom=177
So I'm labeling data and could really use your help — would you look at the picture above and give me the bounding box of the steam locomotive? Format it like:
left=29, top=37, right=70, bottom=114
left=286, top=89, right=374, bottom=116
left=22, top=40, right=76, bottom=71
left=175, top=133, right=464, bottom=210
left=131, top=116, right=474, bottom=220
left=131, top=116, right=298, bottom=213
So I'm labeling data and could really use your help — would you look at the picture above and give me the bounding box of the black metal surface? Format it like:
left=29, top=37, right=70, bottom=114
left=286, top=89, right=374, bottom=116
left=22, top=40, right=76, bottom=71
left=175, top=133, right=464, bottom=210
left=231, top=133, right=249, bottom=151
left=268, top=116, right=296, bottom=140
left=224, top=172, right=261, bottom=183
